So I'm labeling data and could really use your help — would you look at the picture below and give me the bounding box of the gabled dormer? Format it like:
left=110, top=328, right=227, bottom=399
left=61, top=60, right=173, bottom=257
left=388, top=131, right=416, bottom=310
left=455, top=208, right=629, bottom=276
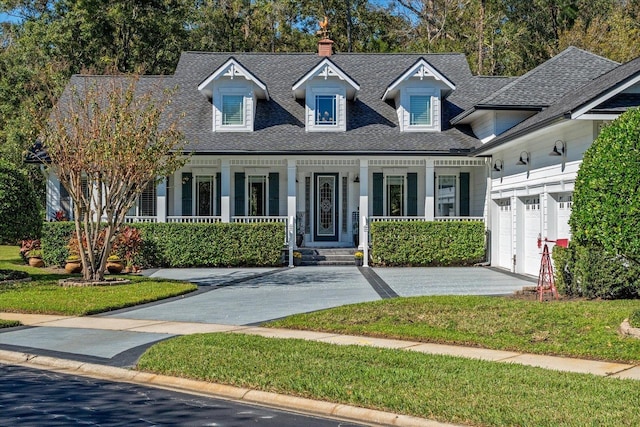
left=292, top=57, right=360, bottom=132
left=382, top=58, right=455, bottom=132
left=198, top=58, right=269, bottom=132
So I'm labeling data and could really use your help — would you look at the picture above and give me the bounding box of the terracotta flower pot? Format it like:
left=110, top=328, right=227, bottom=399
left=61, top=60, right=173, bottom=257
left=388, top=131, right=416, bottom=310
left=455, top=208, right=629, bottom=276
left=106, top=260, right=124, bottom=274
left=28, top=257, right=44, bottom=268
left=65, top=260, right=82, bottom=274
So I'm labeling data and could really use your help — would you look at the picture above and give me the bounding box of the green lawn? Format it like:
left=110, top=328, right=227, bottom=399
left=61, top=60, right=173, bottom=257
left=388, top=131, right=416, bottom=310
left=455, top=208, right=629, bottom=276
left=137, top=333, right=640, bottom=427
left=0, top=245, right=196, bottom=316
left=267, top=295, right=640, bottom=363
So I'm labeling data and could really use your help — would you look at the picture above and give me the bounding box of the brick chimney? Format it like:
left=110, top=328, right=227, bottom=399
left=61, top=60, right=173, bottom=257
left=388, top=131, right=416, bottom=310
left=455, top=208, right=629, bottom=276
left=318, top=38, right=333, bottom=57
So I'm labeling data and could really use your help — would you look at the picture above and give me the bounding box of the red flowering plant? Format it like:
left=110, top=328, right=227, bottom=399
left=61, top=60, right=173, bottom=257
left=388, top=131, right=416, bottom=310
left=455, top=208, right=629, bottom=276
left=111, top=226, right=143, bottom=268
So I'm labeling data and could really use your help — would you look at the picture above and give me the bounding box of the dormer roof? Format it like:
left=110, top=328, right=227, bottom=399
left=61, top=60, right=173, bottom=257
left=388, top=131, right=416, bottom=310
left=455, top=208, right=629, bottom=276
left=292, top=57, right=360, bottom=100
left=198, top=57, right=269, bottom=100
left=382, top=58, right=456, bottom=101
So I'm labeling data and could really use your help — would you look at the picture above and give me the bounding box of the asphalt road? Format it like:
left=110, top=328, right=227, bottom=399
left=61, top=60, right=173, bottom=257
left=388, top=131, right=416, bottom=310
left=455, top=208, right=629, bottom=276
left=0, top=363, right=365, bottom=427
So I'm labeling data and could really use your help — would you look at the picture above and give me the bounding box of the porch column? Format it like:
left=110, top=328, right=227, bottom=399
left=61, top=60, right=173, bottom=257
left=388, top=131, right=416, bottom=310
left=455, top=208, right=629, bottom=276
left=359, top=159, right=369, bottom=266
left=287, top=159, right=297, bottom=266
left=173, top=171, right=182, bottom=218
left=156, top=178, right=167, bottom=223
left=221, top=159, right=231, bottom=223
left=425, top=159, right=435, bottom=220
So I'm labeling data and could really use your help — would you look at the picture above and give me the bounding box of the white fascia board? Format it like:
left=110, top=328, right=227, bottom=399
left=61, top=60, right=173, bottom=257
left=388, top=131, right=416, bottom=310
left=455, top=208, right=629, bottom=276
left=570, top=73, right=640, bottom=119
left=574, top=113, right=620, bottom=120
left=291, top=58, right=360, bottom=100
left=198, top=58, right=269, bottom=100
left=382, top=58, right=455, bottom=101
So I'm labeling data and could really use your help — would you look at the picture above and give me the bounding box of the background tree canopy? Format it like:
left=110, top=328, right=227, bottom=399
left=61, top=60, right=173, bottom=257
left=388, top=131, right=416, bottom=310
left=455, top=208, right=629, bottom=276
left=2, top=0, right=640, bottom=174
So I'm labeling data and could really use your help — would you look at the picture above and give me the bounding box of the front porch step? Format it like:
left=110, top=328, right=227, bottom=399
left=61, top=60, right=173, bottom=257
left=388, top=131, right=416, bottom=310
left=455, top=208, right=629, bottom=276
left=292, top=248, right=358, bottom=266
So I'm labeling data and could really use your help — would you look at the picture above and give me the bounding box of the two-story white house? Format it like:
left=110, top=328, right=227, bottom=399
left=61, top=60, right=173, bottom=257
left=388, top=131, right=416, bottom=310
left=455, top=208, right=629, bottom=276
left=38, top=40, right=640, bottom=276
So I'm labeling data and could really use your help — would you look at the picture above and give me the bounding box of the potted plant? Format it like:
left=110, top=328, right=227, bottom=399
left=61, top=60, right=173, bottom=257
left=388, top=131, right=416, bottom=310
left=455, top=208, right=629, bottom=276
left=20, top=239, right=41, bottom=264
left=293, top=251, right=302, bottom=266
left=354, top=251, right=364, bottom=267
left=27, top=249, right=44, bottom=268
left=106, top=255, right=124, bottom=274
left=65, top=255, right=82, bottom=274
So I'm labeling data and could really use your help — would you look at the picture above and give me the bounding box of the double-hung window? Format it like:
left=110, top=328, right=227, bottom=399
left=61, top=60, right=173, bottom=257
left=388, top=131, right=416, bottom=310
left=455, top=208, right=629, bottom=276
left=410, top=95, right=431, bottom=126
left=437, top=175, right=456, bottom=216
left=222, top=95, right=244, bottom=126
left=196, top=176, right=215, bottom=216
left=248, top=175, right=267, bottom=216
left=315, top=95, right=337, bottom=125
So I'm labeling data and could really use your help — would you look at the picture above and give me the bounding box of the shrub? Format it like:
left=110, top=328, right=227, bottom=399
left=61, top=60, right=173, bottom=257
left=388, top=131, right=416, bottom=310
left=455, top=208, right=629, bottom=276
left=630, top=310, right=640, bottom=328
left=0, top=161, right=42, bottom=244
left=553, top=242, right=640, bottom=299
left=571, top=108, right=640, bottom=265
left=370, top=221, right=485, bottom=266
left=42, top=221, right=285, bottom=268
left=41, top=222, right=76, bottom=266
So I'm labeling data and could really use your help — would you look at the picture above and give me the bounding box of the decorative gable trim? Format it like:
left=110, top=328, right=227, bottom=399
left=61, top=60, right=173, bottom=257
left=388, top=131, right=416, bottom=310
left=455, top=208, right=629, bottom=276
left=198, top=57, right=269, bottom=100
left=382, top=58, right=455, bottom=101
left=292, top=58, right=360, bottom=100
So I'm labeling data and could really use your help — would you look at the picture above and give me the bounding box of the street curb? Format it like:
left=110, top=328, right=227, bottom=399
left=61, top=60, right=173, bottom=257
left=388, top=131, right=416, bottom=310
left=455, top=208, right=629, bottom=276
left=0, top=349, right=458, bottom=427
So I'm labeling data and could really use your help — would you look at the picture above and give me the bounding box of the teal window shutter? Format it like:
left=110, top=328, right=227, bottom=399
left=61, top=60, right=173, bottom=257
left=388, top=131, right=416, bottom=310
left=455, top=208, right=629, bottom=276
left=407, top=173, right=418, bottom=216
left=234, top=172, right=245, bottom=216
left=373, top=173, right=383, bottom=216
left=182, top=172, right=192, bottom=216
left=268, top=173, right=279, bottom=216
left=215, top=172, right=221, bottom=216
left=460, top=172, right=470, bottom=216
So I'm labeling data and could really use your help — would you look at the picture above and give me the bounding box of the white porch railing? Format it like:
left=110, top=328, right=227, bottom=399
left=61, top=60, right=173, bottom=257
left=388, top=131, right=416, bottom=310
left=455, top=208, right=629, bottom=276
left=232, top=216, right=288, bottom=224
left=167, top=216, right=222, bottom=223
left=435, top=216, right=485, bottom=222
left=124, top=216, right=158, bottom=223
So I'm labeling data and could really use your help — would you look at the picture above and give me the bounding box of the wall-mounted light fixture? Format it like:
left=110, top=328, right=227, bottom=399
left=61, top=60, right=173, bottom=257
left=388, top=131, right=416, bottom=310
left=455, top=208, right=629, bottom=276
left=353, top=175, right=360, bottom=183
left=549, top=140, right=566, bottom=157
left=492, top=159, right=503, bottom=172
left=516, top=151, right=530, bottom=166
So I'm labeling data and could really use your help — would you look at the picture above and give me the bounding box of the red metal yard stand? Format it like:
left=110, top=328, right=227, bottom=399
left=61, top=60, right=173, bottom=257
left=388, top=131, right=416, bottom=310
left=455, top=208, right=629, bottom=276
left=537, top=243, right=559, bottom=301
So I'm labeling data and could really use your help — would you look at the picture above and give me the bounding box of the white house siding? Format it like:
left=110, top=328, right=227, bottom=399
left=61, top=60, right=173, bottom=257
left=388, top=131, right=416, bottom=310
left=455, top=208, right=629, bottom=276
left=488, top=120, right=601, bottom=276
left=470, top=111, right=495, bottom=142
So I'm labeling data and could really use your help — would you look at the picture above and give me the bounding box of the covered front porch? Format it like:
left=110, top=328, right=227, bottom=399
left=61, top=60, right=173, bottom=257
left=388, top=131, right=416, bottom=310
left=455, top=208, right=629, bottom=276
left=46, top=155, right=488, bottom=265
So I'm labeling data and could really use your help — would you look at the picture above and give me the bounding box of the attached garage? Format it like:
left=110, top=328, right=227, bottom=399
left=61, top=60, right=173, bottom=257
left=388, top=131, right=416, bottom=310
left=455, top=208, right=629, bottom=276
left=493, top=198, right=513, bottom=271
left=517, top=196, right=542, bottom=277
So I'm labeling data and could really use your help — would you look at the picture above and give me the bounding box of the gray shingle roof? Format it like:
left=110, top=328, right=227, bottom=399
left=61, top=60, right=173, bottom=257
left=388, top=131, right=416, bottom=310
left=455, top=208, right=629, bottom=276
left=172, top=52, right=480, bottom=154
left=474, top=47, right=618, bottom=107
left=473, top=54, right=640, bottom=154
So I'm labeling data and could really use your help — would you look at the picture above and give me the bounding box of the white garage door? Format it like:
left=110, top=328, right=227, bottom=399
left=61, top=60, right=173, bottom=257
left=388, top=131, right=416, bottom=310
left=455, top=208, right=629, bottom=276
left=522, top=196, right=542, bottom=276
left=556, top=194, right=572, bottom=240
left=496, top=199, right=512, bottom=270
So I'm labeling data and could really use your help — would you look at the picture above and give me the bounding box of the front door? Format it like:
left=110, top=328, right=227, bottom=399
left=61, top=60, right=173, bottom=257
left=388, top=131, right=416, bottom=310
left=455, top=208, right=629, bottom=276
left=314, top=173, right=339, bottom=242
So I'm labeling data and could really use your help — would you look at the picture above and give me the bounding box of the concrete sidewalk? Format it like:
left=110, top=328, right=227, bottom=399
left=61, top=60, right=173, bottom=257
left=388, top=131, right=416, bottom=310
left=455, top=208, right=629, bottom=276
left=2, top=312, right=639, bottom=380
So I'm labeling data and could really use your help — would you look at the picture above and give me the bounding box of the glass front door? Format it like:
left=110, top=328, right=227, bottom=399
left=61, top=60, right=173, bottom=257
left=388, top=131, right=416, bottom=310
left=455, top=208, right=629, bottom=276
left=314, top=173, right=339, bottom=241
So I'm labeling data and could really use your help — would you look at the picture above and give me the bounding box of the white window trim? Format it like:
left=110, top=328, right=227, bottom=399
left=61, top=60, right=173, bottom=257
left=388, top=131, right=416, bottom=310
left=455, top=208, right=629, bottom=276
left=246, top=174, right=268, bottom=216
left=306, top=85, right=346, bottom=132
left=213, top=86, right=254, bottom=133
left=384, top=173, right=407, bottom=217
left=436, top=174, right=458, bottom=217
left=399, top=87, right=440, bottom=132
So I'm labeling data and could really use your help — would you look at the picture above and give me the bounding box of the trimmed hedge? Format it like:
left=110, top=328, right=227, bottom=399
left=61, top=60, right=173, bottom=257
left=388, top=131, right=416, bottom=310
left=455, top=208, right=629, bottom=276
left=42, top=222, right=285, bottom=268
left=0, top=161, right=42, bottom=243
left=370, top=221, right=485, bottom=266
left=552, top=242, right=640, bottom=299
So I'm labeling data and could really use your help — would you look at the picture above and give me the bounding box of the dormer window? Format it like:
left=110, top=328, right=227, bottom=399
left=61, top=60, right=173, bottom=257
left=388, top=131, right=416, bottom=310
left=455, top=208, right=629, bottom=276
left=382, top=58, right=455, bottom=133
left=222, top=95, right=244, bottom=126
left=409, top=95, right=432, bottom=126
left=198, top=58, right=269, bottom=132
left=315, top=95, right=337, bottom=125
left=292, top=58, right=359, bottom=132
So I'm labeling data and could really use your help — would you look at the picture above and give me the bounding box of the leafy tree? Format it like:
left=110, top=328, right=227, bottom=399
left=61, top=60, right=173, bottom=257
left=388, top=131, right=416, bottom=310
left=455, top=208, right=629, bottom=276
left=42, top=74, right=187, bottom=281
left=570, top=108, right=640, bottom=265
left=0, top=160, right=41, bottom=243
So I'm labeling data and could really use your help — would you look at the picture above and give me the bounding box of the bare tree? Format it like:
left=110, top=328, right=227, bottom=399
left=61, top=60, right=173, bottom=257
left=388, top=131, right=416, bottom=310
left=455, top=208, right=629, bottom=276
left=44, top=74, right=187, bottom=281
